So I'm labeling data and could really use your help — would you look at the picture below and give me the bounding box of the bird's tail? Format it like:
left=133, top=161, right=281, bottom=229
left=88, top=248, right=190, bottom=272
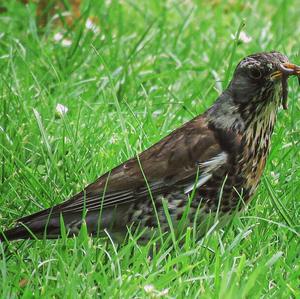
left=1, top=225, right=36, bottom=242
left=0, top=207, right=116, bottom=242
left=0, top=215, right=65, bottom=241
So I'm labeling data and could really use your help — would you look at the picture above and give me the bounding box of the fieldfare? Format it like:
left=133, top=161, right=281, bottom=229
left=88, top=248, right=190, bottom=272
left=1, top=51, right=299, bottom=242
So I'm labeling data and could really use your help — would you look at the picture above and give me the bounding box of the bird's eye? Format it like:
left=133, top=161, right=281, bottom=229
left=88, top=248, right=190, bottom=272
left=249, top=68, right=262, bottom=80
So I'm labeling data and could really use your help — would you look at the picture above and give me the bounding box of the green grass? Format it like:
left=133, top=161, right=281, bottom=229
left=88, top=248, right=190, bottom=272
left=0, top=0, right=299, bottom=297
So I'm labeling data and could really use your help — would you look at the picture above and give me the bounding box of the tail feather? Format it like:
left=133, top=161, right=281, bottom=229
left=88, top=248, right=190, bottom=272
left=1, top=206, right=122, bottom=242
left=0, top=225, right=43, bottom=242
left=1, top=225, right=31, bottom=242
left=1, top=217, right=62, bottom=241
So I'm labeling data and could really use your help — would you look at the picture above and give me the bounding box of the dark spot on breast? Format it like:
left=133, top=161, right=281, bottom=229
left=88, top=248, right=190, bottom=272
left=221, top=206, right=232, bottom=213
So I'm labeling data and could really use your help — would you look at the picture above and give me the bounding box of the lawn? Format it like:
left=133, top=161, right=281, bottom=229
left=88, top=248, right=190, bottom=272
left=0, top=0, right=299, bottom=298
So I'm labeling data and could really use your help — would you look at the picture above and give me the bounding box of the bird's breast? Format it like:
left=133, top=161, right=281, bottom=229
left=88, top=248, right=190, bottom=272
left=239, top=107, right=277, bottom=198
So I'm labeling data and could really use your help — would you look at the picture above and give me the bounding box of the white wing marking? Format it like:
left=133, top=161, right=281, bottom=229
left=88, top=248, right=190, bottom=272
left=184, top=152, right=228, bottom=194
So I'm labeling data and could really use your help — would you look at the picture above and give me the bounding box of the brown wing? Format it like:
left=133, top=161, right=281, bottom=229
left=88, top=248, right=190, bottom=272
left=18, top=115, right=224, bottom=223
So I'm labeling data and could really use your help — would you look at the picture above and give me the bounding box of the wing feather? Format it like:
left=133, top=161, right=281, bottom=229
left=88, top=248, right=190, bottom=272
left=17, top=116, right=234, bottom=226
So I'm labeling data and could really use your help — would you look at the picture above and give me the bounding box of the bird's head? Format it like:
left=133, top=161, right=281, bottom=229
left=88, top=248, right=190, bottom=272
left=228, top=51, right=300, bottom=111
left=207, top=51, right=299, bottom=131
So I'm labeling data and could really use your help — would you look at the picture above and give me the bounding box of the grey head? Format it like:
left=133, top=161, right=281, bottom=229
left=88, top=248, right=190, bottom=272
left=229, top=51, right=295, bottom=108
left=208, top=51, right=300, bottom=130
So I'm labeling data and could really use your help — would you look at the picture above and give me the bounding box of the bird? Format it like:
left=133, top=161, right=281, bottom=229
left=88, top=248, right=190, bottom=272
left=1, top=51, right=299, bottom=242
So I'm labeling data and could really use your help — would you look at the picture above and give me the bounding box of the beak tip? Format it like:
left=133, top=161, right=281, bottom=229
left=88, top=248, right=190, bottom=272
left=280, top=62, right=300, bottom=76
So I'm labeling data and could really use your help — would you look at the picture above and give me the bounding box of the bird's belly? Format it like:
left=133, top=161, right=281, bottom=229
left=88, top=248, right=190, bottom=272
left=89, top=157, right=266, bottom=243
left=119, top=183, right=241, bottom=241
